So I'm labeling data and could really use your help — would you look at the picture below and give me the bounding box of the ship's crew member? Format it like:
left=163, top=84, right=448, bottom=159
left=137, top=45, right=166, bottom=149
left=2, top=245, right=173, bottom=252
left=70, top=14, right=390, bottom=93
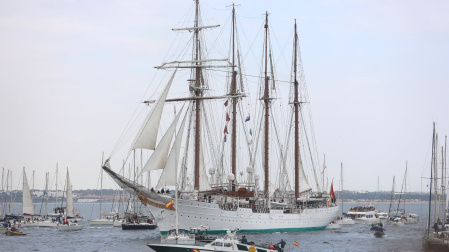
left=241, top=235, right=247, bottom=243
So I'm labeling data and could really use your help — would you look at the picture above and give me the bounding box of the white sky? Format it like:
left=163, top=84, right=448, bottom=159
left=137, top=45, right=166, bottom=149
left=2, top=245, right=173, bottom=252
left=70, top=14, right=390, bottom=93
left=1, top=0, right=448, bottom=192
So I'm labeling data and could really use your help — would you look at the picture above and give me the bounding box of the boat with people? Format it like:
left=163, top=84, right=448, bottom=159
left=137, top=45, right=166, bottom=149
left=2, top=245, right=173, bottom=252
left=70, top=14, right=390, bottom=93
left=326, top=221, right=340, bottom=230
left=58, top=220, right=83, bottom=231
left=5, top=230, right=27, bottom=236
left=389, top=162, right=419, bottom=225
left=346, top=206, right=379, bottom=224
left=370, top=222, right=385, bottom=238
left=190, top=225, right=217, bottom=243
left=160, top=229, right=196, bottom=245
left=422, top=123, right=449, bottom=251
left=102, top=0, right=338, bottom=235
left=20, top=168, right=41, bottom=227
left=58, top=170, right=83, bottom=231
left=335, top=163, right=355, bottom=225
left=148, top=229, right=279, bottom=252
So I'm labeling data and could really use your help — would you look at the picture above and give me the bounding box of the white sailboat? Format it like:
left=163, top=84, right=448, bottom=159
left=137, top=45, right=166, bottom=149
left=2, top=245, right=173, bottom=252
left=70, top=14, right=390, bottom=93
left=58, top=169, right=83, bottom=231
left=38, top=172, right=59, bottom=228
left=390, top=162, right=419, bottom=224
left=89, top=167, right=114, bottom=226
left=21, top=168, right=39, bottom=227
left=335, top=163, right=355, bottom=225
left=103, top=1, right=338, bottom=235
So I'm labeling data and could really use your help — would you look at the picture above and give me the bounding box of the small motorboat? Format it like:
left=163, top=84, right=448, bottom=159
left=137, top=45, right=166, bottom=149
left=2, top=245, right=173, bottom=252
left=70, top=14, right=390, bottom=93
left=326, top=221, right=341, bottom=230
left=190, top=225, right=217, bottom=243
left=148, top=230, right=278, bottom=252
left=122, top=222, right=157, bottom=230
left=161, top=229, right=196, bottom=245
left=374, top=230, right=385, bottom=237
left=370, top=222, right=384, bottom=232
left=5, top=230, right=27, bottom=236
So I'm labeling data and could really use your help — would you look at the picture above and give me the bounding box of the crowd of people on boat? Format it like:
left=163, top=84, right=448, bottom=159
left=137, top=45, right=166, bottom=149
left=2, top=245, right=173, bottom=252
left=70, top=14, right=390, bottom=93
left=349, top=206, right=375, bottom=212
left=241, top=235, right=287, bottom=251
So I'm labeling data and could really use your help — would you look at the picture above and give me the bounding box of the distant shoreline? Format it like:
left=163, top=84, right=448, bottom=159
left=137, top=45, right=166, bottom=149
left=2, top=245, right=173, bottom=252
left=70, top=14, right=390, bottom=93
left=5, top=200, right=434, bottom=205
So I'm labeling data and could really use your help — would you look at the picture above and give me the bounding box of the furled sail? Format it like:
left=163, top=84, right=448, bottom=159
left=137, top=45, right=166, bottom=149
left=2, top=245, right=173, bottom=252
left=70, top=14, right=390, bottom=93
left=102, top=160, right=172, bottom=209
left=156, top=109, right=188, bottom=188
left=130, top=69, right=177, bottom=150
left=22, top=169, right=34, bottom=215
left=66, top=170, right=74, bottom=217
left=141, top=106, right=184, bottom=173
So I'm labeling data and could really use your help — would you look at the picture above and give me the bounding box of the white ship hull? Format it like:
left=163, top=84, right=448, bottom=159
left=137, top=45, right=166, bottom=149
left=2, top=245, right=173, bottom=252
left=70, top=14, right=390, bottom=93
left=149, top=198, right=339, bottom=234
left=58, top=223, right=83, bottom=231
left=22, top=221, right=40, bottom=227
left=38, top=220, right=58, bottom=228
left=336, top=218, right=356, bottom=225
left=89, top=219, right=114, bottom=226
left=113, top=219, right=123, bottom=227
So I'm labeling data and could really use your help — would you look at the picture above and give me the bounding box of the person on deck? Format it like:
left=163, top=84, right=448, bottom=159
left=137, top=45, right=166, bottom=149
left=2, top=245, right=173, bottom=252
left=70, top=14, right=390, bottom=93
left=277, top=239, right=286, bottom=251
left=241, top=235, right=247, bottom=243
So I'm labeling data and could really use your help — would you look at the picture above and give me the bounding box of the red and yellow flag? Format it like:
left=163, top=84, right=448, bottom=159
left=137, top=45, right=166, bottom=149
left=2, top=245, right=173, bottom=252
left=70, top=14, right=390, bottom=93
left=191, top=249, right=200, bottom=252
left=330, top=180, right=336, bottom=201
left=165, top=199, right=174, bottom=208
left=294, top=241, right=299, bottom=247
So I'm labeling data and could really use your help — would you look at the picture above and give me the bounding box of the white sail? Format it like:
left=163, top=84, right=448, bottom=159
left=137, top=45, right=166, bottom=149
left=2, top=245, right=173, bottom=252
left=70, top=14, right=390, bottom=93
left=131, top=69, right=177, bottom=150
left=156, top=110, right=188, bottom=188
left=22, top=169, right=34, bottom=215
left=199, top=137, right=212, bottom=191
left=298, top=160, right=312, bottom=193
left=141, top=106, right=183, bottom=173
left=66, top=170, right=74, bottom=217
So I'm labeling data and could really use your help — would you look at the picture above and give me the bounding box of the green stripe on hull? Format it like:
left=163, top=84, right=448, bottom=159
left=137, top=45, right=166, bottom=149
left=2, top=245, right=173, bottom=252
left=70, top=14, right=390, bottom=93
left=160, top=226, right=326, bottom=235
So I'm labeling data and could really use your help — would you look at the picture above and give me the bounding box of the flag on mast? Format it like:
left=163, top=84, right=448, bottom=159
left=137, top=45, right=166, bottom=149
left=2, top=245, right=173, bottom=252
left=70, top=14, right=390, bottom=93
left=329, top=180, right=336, bottom=203
left=165, top=199, right=174, bottom=208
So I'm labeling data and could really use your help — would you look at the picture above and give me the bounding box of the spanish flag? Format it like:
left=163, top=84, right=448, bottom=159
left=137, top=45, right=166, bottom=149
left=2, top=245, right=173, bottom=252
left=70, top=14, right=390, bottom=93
left=165, top=199, right=174, bottom=208
left=191, top=249, right=200, bottom=252
left=294, top=241, right=299, bottom=247
left=330, top=180, right=336, bottom=203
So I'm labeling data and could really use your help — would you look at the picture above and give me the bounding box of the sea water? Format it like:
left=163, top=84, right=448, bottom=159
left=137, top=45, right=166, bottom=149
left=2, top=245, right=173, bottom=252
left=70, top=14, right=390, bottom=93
left=2, top=202, right=428, bottom=251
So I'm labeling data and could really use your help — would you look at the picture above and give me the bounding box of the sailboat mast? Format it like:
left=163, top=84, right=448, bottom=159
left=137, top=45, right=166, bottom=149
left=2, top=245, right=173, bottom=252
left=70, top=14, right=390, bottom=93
left=428, top=123, right=435, bottom=235
left=435, top=133, right=438, bottom=223
left=45, top=172, right=49, bottom=217
left=443, top=136, right=447, bottom=223
left=1, top=168, right=4, bottom=215
left=404, top=162, right=407, bottom=212
left=194, top=0, right=202, bottom=191
left=263, top=11, right=270, bottom=196
left=231, top=4, right=237, bottom=191
left=294, top=20, right=300, bottom=199
left=55, top=163, right=58, bottom=211
left=341, top=163, right=343, bottom=216
left=441, top=146, right=444, bottom=222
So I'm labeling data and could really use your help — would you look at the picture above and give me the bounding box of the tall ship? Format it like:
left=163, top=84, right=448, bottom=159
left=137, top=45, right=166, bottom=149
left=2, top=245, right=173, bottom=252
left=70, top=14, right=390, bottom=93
left=103, top=0, right=339, bottom=234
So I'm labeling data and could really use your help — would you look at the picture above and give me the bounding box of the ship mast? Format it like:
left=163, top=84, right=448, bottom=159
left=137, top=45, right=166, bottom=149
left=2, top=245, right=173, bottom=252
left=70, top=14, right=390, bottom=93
left=194, top=0, right=202, bottom=191
left=231, top=4, right=237, bottom=191
left=293, top=20, right=300, bottom=199
left=263, top=12, right=270, bottom=196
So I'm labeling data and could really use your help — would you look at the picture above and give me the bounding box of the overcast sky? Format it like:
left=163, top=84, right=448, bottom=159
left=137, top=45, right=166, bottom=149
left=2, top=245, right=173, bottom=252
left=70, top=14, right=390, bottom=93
left=1, top=0, right=448, bottom=193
